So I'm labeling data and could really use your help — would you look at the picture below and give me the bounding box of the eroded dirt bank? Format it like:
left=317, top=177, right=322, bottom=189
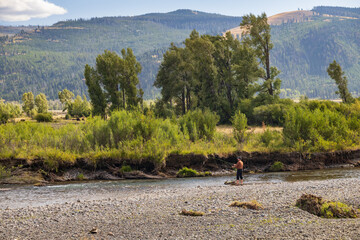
left=1, top=149, right=360, bottom=184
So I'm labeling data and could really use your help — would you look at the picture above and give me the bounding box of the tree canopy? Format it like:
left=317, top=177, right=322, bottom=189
left=327, top=60, right=354, bottom=103
left=84, top=49, right=143, bottom=117
left=155, top=29, right=264, bottom=122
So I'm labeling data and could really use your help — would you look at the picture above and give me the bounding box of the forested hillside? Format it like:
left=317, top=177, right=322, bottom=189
left=1, top=7, right=360, bottom=101
left=312, top=6, right=360, bottom=18
left=0, top=10, right=242, bottom=101
left=272, top=15, right=360, bottom=99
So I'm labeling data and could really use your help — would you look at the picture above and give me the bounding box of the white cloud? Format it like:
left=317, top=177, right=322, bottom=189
left=0, top=0, right=67, bottom=22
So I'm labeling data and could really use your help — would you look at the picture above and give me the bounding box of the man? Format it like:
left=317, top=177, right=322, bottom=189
left=232, top=157, right=243, bottom=185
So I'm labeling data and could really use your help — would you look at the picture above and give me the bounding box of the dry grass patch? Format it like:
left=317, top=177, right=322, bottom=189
left=180, top=209, right=205, bottom=216
left=229, top=200, right=264, bottom=210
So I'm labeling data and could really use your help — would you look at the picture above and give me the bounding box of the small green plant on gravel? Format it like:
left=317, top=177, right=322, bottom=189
left=180, top=209, right=205, bottom=216
left=77, top=173, right=85, bottom=181
left=229, top=200, right=264, bottom=210
left=320, top=201, right=358, bottom=218
left=198, top=171, right=212, bottom=177
left=269, top=161, right=284, bottom=172
left=176, top=167, right=199, bottom=178
left=119, top=165, right=132, bottom=173
left=296, top=194, right=358, bottom=218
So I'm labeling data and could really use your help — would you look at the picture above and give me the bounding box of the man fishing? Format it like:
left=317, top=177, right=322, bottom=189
left=232, top=157, right=243, bottom=185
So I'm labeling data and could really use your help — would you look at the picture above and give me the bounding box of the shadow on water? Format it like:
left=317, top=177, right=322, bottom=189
left=0, top=167, right=359, bottom=209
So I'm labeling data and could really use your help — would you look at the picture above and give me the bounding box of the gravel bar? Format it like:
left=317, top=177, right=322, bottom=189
left=0, top=178, right=360, bottom=239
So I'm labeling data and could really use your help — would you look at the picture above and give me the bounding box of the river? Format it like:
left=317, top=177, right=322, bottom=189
left=0, top=167, right=359, bottom=209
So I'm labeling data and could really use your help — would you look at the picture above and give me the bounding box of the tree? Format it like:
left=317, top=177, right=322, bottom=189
left=155, top=44, right=194, bottom=115
left=210, top=32, right=261, bottom=120
left=155, top=30, right=262, bottom=122
left=70, top=95, right=92, bottom=117
left=22, top=92, right=35, bottom=116
left=84, top=64, right=107, bottom=118
left=58, top=89, right=75, bottom=111
left=0, top=100, right=21, bottom=124
left=327, top=60, right=354, bottom=103
left=185, top=31, right=218, bottom=112
left=240, top=13, right=281, bottom=101
left=120, top=48, right=142, bottom=109
left=84, top=49, right=143, bottom=117
left=35, top=93, right=48, bottom=113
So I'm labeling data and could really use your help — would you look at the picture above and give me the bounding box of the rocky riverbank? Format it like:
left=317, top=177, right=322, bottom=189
left=0, top=178, right=359, bottom=239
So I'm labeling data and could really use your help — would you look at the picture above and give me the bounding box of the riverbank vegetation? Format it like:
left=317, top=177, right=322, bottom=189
left=1, top=13, right=360, bottom=176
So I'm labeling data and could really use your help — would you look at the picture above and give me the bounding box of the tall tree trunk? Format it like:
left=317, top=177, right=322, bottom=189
left=122, top=88, right=126, bottom=109
left=265, top=45, right=273, bottom=96
left=186, top=86, right=191, bottom=111
left=182, top=87, right=186, bottom=115
left=226, top=83, right=233, bottom=113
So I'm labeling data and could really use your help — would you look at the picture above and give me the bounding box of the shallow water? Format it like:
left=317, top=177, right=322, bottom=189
left=0, top=167, right=359, bottom=209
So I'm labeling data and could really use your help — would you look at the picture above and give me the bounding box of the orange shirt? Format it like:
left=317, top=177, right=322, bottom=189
left=234, top=160, right=243, bottom=169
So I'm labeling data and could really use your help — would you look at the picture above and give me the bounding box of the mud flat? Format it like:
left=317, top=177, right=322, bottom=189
left=0, top=178, right=359, bottom=239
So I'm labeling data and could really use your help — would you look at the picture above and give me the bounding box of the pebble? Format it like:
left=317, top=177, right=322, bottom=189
left=0, top=178, right=359, bottom=239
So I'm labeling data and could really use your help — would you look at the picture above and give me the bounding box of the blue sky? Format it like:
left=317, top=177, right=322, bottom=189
left=0, top=0, right=359, bottom=26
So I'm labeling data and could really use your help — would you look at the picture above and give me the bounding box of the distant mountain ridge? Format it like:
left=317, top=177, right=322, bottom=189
left=0, top=7, right=360, bottom=101
left=225, top=6, right=360, bottom=99
left=0, top=10, right=243, bottom=101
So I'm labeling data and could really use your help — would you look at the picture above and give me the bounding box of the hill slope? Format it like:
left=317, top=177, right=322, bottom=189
left=225, top=7, right=360, bottom=99
left=1, top=7, right=360, bottom=101
left=0, top=10, right=242, bottom=100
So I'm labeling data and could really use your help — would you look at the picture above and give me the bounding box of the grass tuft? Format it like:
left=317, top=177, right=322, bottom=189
left=229, top=200, right=264, bottom=210
left=180, top=209, right=205, bottom=216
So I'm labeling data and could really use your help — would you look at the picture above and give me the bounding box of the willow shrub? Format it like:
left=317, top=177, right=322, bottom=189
left=0, top=100, right=22, bottom=124
left=0, top=111, right=186, bottom=168
left=283, top=107, right=357, bottom=151
left=179, top=109, right=219, bottom=141
left=231, top=111, right=247, bottom=143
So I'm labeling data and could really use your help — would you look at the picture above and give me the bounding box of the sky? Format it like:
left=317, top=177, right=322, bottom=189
left=0, top=0, right=359, bottom=26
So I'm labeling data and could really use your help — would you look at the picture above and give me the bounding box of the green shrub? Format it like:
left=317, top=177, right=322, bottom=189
left=260, top=129, right=276, bottom=147
left=253, top=104, right=288, bottom=126
left=77, top=173, right=84, bottom=181
left=177, top=167, right=199, bottom=178
left=39, top=149, right=76, bottom=172
left=0, top=165, right=10, bottom=179
left=231, top=110, right=247, bottom=143
left=269, top=161, right=284, bottom=172
left=34, top=113, right=53, bottom=122
left=320, top=202, right=358, bottom=218
left=119, top=165, right=132, bottom=173
left=179, top=109, right=219, bottom=141
left=0, top=100, right=22, bottom=124
left=68, top=95, right=91, bottom=117
left=296, top=194, right=358, bottom=218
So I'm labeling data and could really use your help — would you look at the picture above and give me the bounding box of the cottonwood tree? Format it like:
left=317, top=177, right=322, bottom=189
left=240, top=13, right=281, bottom=102
left=155, top=44, right=194, bottom=114
left=327, top=60, right=354, bottom=103
left=84, top=49, right=143, bottom=117
left=22, top=92, right=35, bottom=116
left=35, top=93, right=48, bottom=113
left=155, top=30, right=262, bottom=122
left=185, top=30, right=218, bottom=112
left=58, top=89, right=74, bottom=112
left=210, top=32, right=261, bottom=120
